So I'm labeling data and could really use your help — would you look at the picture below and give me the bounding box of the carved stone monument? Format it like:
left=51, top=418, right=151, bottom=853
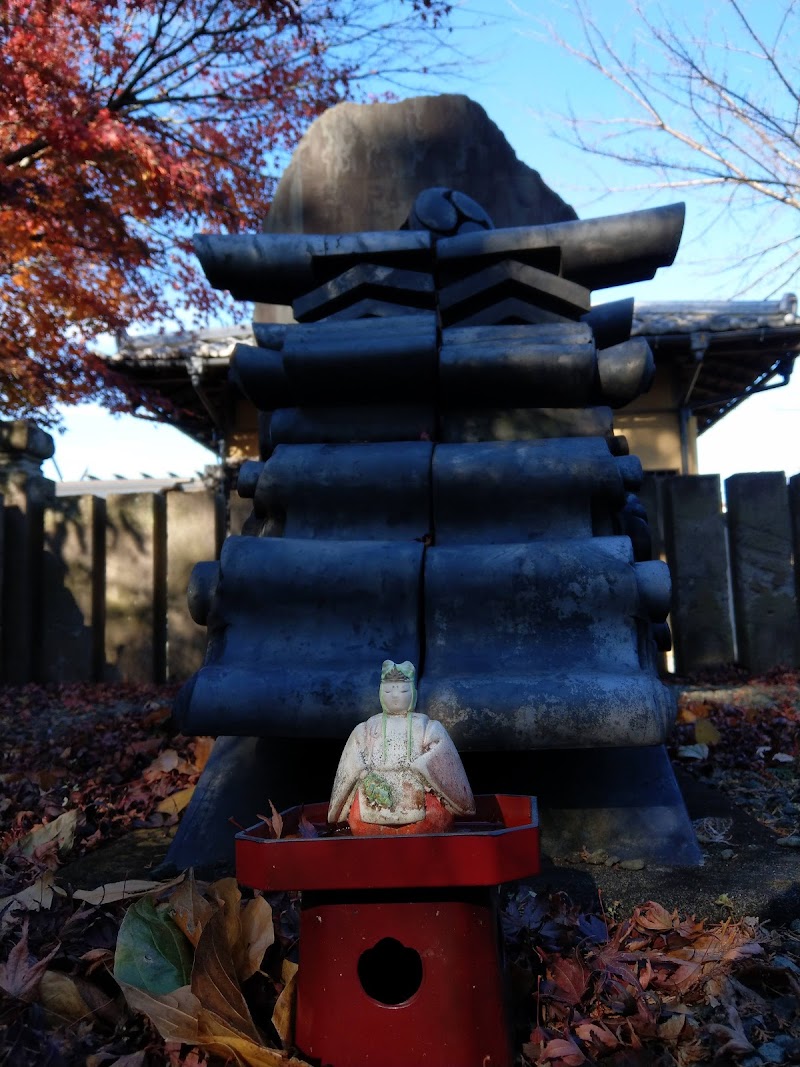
left=164, top=180, right=701, bottom=874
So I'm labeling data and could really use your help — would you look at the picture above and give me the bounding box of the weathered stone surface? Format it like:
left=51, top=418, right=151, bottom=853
left=664, top=475, right=735, bottom=673
left=167, top=489, right=219, bottom=682
left=104, top=493, right=160, bottom=682
left=263, top=94, right=575, bottom=236
left=726, top=473, right=800, bottom=672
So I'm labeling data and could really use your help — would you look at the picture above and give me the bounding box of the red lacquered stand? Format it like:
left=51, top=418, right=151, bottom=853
left=236, top=794, right=539, bottom=1067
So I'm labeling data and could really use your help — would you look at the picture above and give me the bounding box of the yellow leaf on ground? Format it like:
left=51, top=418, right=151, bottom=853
left=192, top=737, right=215, bottom=772
left=39, top=970, right=92, bottom=1025
left=272, top=970, right=297, bottom=1049
left=695, top=719, right=722, bottom=745
left=157, top=786, right=196, bottom=816
left=238, top=897, right=275, bottom=982
left=198, top=1027, right=308, bottom=1067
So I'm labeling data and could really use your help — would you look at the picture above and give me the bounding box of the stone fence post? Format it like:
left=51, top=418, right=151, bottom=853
left=0, top=421, right=55, bottom=682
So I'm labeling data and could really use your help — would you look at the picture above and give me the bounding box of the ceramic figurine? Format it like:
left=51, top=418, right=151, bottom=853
left=328, top=660, right=475, bottom=835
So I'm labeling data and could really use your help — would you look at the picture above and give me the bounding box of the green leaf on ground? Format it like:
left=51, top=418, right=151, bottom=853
left=113, top=896, right=192, bottom=995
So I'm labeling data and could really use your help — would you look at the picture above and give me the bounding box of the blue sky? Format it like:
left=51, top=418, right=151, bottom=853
left=43, top=0, right=799, bottom=484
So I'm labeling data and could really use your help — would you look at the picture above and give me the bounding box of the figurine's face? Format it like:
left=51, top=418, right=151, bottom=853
left=381, top=681, right=413, bottom=715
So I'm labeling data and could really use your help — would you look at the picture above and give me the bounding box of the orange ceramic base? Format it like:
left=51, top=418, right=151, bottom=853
left=347, top=790, right=455, bottom=835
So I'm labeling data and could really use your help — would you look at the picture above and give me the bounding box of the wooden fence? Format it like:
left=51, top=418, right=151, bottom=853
left=0, top=466, right=253, bottom=685
left=1, top=465, right=798, bottom=684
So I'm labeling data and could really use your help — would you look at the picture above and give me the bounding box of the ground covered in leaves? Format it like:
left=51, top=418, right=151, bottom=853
left=0, top=680, right=798, bottom=1067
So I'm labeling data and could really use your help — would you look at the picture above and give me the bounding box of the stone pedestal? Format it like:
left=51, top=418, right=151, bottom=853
left=0, top=421, right=55, bottom=682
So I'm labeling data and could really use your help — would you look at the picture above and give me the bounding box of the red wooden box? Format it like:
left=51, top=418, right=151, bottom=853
left=235, top=794, right=539, bottom=890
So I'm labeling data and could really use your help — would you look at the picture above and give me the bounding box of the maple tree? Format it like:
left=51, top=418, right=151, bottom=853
left=1, top=0, right=452, bottom=424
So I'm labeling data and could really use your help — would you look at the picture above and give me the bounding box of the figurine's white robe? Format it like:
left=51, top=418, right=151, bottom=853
left=328, top=712, right=475, bottom=825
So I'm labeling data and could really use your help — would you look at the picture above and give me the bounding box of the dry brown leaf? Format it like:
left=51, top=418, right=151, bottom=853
left=74, top=875, right=183, bottom=906
left=633, top=901, right=675, bottom=933
left=192, top=906, right=261, bottom=1045
left=272, top=969, right=297, bottom=1048
left=574, top=1020, right=618, bottom=1050
left=39, top=970, right=93, bottom=1025
left=257, top=801, right=284, bottom=840
left=657, top=1013, right=687, bottom=1042
left=81, top=947, right=115, bottom=976
left=143, top=749, right=180, bottom=781
left=208, top=877, right=246, bottom=975
left=17, top=808, right=79, bottom=860
left=157, top=786, right=196, bottom=816
left=170, top=871, right=214, bottom=948
left=0, top=921, right=59, bottom=1001
left=540, top=1035, right=587, bottom=1065
left=0, top=871, right=66, bottom=927
left=118, top=980, right=201, bottom=1044
left=195, top=1024, right=308, bottom=1067
left=238, top=897, right=275, bottom=982
left=192, top=737, right=215, bottom=772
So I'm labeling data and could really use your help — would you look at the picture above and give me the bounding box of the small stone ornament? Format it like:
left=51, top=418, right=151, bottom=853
left=328, top=660, right=475, bottom=835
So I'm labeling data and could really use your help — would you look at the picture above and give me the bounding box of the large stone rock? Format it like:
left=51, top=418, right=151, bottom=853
left=257, top=94, right=576, bottom=322
left=266, top=94, right=576, bottom=233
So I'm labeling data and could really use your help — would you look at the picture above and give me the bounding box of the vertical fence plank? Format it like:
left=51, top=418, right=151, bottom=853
left=166, top=488, right=218, bottom=682
left=105, top=493, right=160, bottom=682
left=0, top=472, right=52, bottom=682
left=726, top=472, right=800, bottom=673
left=638, top=474, right=667, bottom=561
left=40, top=495, right=98, bottom=682
left=789, top=474, right=800, bottom=606
left=663, top=475, right=735, bottom=674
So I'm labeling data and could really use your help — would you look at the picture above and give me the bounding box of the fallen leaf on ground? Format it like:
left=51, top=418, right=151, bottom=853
left=114, top=896, right=193, bottom=995
left=0, top=871, right=66, bottom=927
left=272, top=966, right=297, bottom=1048
left=169, top=872, right=214, bottom=948
left=540, top=1035, right=587, bottom=1064
left=17, top=807, right=80, bottom=859
left=192, top=906, right=262, bottom=1045
left=238, top=896, right=275, bottom=982
left=143, top=749, right=180, bottom=781
left=0, top=921, right=59, bottom=1001
left=191, top=737, right=215, bottom=772
left=74, top=876, right=183, bottom=906
left=695, top=719, right=722, bottom=745
left=157, top=786, right=196, bottom=815
left=39, top=969, right=95, bottom=1025
left=118, top=980, right=200, bottom=1044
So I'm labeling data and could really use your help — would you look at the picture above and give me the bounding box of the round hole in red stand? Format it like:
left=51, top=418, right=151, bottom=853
left=357, top=937, right=423, bottom=1005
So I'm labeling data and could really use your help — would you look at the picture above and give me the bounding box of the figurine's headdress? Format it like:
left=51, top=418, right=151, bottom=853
left=379, top=660, right=417, bottom=758
left=381, top=660, right=415, bottom=685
